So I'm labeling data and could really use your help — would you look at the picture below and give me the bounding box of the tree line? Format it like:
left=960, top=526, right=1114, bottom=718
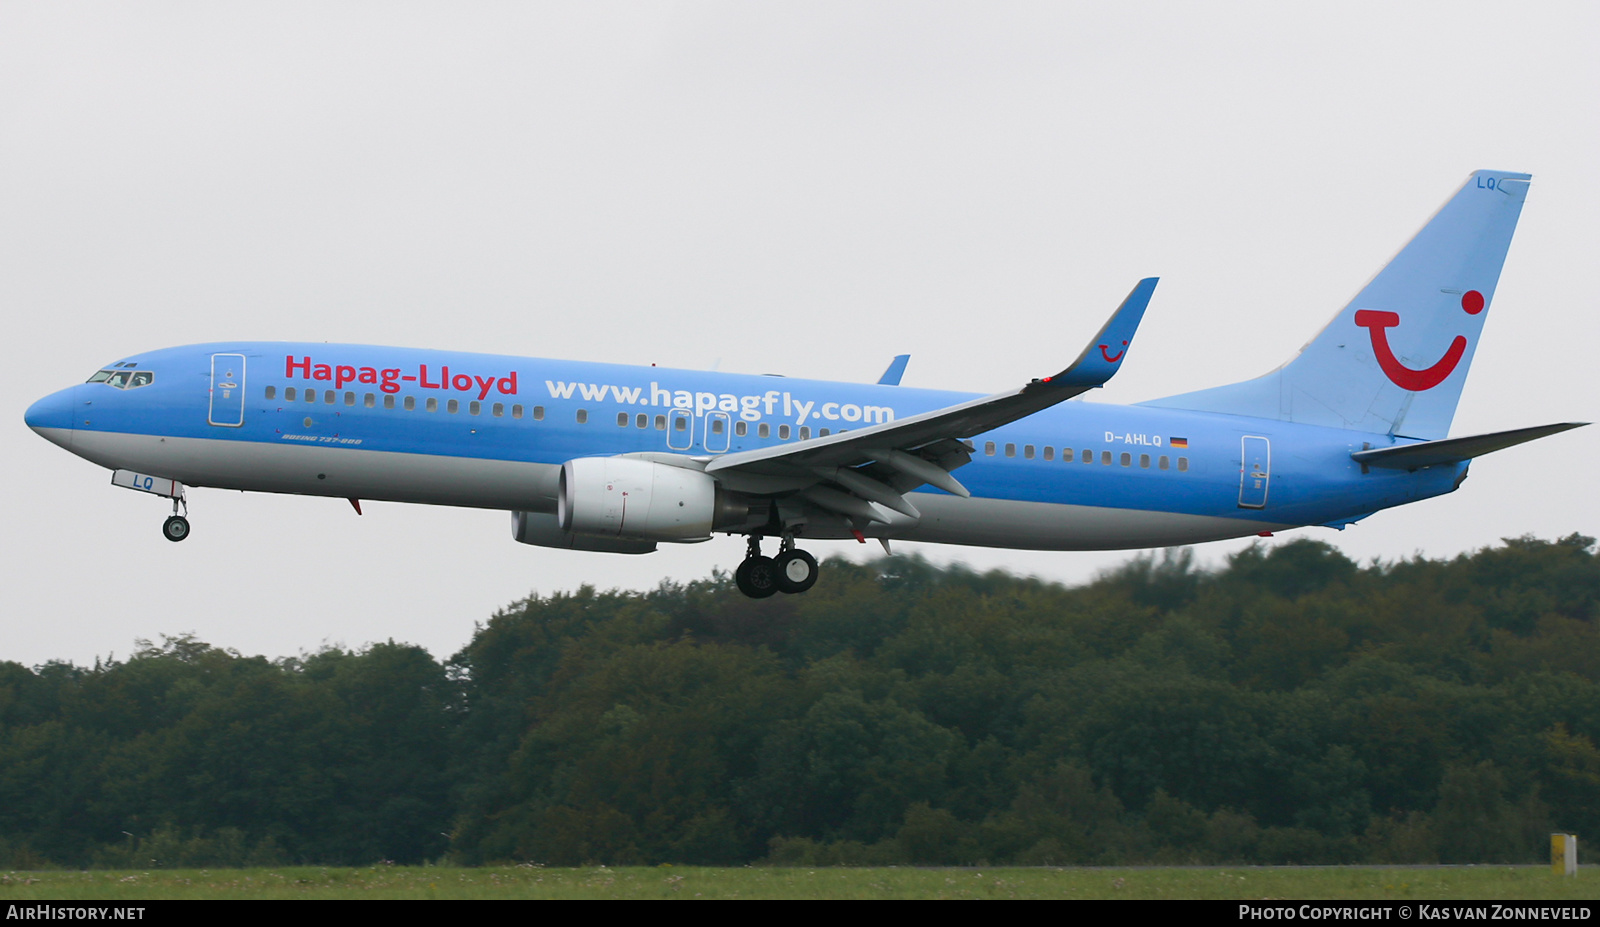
left=4, top=533, right=1600, bottom=867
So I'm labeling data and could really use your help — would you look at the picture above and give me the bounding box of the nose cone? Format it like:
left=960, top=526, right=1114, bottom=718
left=25, top=387, right=77, bottom=448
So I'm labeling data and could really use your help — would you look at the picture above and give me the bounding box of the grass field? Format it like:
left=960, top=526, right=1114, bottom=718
left=1, top=865, right=1595, bottom=900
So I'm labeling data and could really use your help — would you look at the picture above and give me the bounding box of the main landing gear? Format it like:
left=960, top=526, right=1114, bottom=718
left=735, top=535, right=819, bottom=598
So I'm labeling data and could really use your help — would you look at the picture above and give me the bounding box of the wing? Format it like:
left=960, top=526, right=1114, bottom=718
left=704, top=278, right=1158, bottom=524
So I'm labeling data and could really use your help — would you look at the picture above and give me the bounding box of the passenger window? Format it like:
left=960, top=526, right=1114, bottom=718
left=284, top=387, right=296, bottom=401
left=324, top=390, right=336, bottom=404
left=617, top=412, right=629, bottom=427
left=512, top=404, right=523, bottom=419
left=427, top=397, right=438, bottom=412
left=306, top=389, right=316, bottom=404
left=1005, top=443, right=1016, bottom=458
left=735, top=422, right=747, bottom=437
left=576, top=409, right=587, bottom=424
left=1120, top=453, right=1131, bottom=467
left=405, top=396, right=416, bottom=411
left=673, top=416, right=686, bottom=431
left=655, top=415, right=667, bottom=431
left=1082, top=450, right=1093, bottom=464
left=758, top=423, right=770, bottom=438
left=344, top=391, right=355, bottom=406
left=1025, top=445, right=1035, bottom=459
left=384, top=395, right=395, bottom=410
left=364, top=394, right=376, bottom=408
left=963, top=440, right=976, bottom=452
left=1140, top=454, right=1150, bottom=468
left=818, top=428, right=829, bottom=437
left=779, top=425, right=791, bottom=440
left=533, top=406, right=545, bottom=421
left=712, top=418, right=726, bottom=434
left=985, top=441, right=996, bottom=456
left=636, top=414, right=647, bottom=428
left=448, top=399, right=460, bottom=414
left=1101, top=451, right=1112, bottom=465
left=266, top=386, right=277, bottom=400
left=1159, top=456, right=1169, bottom=470
left=1178, top=457, right=1189, bottom=472
left=469, top=401, right=481, bottom=415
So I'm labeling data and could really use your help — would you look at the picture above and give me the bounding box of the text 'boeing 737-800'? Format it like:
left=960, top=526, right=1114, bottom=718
left=25, top=170, right=1585, bottom=597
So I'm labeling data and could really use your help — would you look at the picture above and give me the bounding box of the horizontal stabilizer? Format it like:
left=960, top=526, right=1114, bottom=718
left=1351, top=422, right=1586, bottom=471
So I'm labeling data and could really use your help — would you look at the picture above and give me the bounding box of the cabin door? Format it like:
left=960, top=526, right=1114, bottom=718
left=208, top=354, right=246, bottom=427
left=1238, top=436, right=1270, bottom=509
left=667, top=408, right=694, bottom=450
left=703, top=412, right=730, bottom=453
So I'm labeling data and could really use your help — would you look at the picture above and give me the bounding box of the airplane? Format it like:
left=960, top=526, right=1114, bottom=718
left=24, top=170, right=1586, bottom=598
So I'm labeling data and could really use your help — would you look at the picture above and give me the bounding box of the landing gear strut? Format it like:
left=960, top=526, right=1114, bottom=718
left=735, top=535, right=818, bottom=598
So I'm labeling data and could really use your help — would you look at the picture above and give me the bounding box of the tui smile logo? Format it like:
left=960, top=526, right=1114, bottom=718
left=1099, top=341, right=1128, bottom=363
left=1353, top=290, right=1484, bottom=391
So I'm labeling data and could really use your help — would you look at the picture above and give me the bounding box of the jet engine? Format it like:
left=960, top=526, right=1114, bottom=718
left=559, top=457, right=747, bottom=541
left=512, top=510, right=657, bottom=553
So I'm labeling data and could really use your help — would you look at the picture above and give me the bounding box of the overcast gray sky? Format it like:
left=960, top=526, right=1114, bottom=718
left=4, top=2, right=1597, bottom=668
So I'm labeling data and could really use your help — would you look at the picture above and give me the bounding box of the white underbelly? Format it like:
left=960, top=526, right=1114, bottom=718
left=66, top=430, right=1285, bottom=551
left=68, top=430, right=561, bottom=512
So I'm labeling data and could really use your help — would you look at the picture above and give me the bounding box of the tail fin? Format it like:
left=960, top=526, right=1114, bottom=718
left=1144, top=170, right=1531, bottom=439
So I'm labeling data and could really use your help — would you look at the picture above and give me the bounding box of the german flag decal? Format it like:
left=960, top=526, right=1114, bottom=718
left=1169, top=437, right=1189, bottom=448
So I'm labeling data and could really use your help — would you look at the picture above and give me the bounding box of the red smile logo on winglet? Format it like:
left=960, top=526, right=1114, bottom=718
left=1099, top=341, right=1128, bottom=363
left=1353, top=290, right=1483, bottom=391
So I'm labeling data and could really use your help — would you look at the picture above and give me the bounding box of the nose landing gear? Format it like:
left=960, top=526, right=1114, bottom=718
left=162, top=515, right=191, bottom=542
left=735, top=535, right=818, bottom=598
left=161, top=495, right=190, bottom=543
left=109, top=470, right=191, bottom=543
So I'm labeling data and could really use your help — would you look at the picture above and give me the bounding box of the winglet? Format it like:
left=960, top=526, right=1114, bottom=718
left=1037, top=277, right=1158, bottom=390
left=877, top=354, right=911, bottom=386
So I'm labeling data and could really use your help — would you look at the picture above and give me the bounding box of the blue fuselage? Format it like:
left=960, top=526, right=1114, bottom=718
left=25, top=341, right=1462, bottom=551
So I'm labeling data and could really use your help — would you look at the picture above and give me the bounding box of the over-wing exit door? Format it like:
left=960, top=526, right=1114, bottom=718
left=1238, top=436, right=1270, bottom=509
left=208, top=354, right=245, bottom=427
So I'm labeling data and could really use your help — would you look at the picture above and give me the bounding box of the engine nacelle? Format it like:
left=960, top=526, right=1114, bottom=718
left=559, top=457, right=722, bottom=541
left=511, top=511, right=657, bottom=554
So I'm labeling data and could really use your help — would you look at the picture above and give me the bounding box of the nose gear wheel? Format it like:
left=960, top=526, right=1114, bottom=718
left=162, top=515, right=191, bottom=542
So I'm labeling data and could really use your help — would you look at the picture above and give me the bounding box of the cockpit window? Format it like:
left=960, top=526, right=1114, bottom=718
left=88, top=369, right=155, bottom=389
